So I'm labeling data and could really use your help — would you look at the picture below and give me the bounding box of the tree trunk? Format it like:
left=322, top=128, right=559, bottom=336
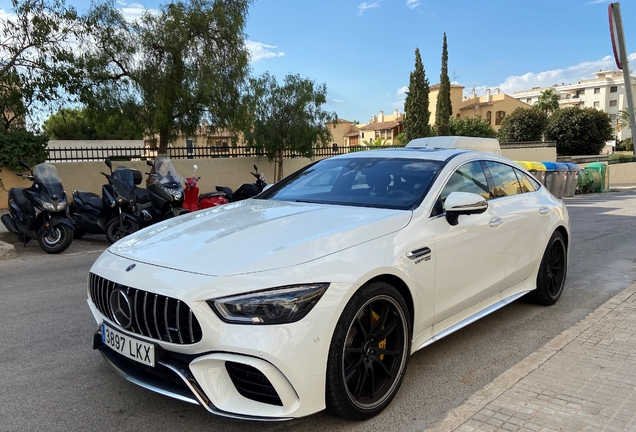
left=159, top=129, right=169, bottom=155
left=277, top=148, right=284, bottom=182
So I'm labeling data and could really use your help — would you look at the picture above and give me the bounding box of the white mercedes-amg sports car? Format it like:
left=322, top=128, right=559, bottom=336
left=88, top=145, right=569, bottom=421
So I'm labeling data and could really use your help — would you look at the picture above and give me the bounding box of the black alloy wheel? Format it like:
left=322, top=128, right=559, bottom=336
left=326, top=282, right=411, bottom=420
left=527, top=231, right=567, bottom=305
left=38, top=224, right=73, bottom=254
left=105, top=217, right=139, bottom=244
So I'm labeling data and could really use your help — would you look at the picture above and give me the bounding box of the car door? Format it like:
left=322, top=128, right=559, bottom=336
left=429, top=161, right=508, bottom=325
left=484, top=162, right=546, bottom=288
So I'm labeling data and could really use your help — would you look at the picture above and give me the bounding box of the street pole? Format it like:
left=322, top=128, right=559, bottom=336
left=609, top=3, right=636, bottom=154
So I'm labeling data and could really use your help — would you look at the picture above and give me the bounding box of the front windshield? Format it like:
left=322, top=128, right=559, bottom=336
left=262, top=157, right=443, bottom=210
left=153, top=155, right=183, bottom=188
left=112, top=167, right=135, bottom=191
left=32, top=163, right=63, bottom=197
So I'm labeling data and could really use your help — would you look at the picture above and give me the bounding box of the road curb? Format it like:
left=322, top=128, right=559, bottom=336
left=0, top=240, right=16, bottom=260
left=423, top=281, right=636, bottom=432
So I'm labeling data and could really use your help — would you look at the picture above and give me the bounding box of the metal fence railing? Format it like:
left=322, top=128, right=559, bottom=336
left=45, top=144, right=408, bottom=162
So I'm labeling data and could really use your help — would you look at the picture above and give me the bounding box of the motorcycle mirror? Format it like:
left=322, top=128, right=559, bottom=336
left=193, top=164, right=198, bottom=176
left=19, top=160, right=30, bottom=170
left=104, top=158, right=112, bottom=169
left=253, top=164, right=258, bottom=172
left=147, top=160, right=153, bottom=167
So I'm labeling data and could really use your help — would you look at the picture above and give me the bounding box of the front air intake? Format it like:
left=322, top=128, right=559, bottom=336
left=225, top=362, right=283, bottom=406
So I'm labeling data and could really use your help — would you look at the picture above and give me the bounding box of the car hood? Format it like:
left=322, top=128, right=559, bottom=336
left=108, top=199, right=412, bottom=277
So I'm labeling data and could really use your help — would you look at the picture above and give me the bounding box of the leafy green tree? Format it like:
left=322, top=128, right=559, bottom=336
left=0, top=129, right=47, bottom=170
left=498, top=108, right=548, bottom=142
left=533, top=89, right=560, bottom=115
left=545, top=107, right=613, bottom=156
left=434, top=33, right=452, bottom=136
left=42, top=106, right=144, bottom=140
left=618, top=108, right=632, bottom=130
left=394, top=132, right=406, bottom=145
left=0, top=0, right=84, bottom=130
left=244, top=73, right=336, bottom=182
left=449, top=116, right=496, bottom=138
left=403, top=48, right=431, bottom=141
left=81, top=0, right=252, bottom=153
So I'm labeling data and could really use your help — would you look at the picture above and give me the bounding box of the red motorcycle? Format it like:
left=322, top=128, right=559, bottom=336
left=183, top=165, right=229, bottom=211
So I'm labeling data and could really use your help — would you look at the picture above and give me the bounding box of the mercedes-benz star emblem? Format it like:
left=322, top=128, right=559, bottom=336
left=109, top=289, right=133, bottom=329
left=126, top=264, right=136, bottom=272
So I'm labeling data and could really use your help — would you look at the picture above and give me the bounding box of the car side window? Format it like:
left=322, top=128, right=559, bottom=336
left=431, top=161, right=489, bottom=216
left=484, top=161, right=523, bottom=199
left=514, top=168, right=538, bottom=193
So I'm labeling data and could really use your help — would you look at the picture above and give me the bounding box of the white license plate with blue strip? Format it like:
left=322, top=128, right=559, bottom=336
left=102, top=322, right=155, bottom=367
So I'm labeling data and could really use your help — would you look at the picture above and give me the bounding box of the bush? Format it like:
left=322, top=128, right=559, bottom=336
left=0, top=129, right=48, bottom=170
left=608, top=153, right=636, bottom=164
left=498, top=108, right=547, bottom=142
left=449, top=116, right=497, bottom=138
left=545, top=107, right=613, bottom=156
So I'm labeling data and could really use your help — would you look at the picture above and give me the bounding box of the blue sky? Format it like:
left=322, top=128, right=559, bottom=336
left=3, top=0, right=635, bottom=123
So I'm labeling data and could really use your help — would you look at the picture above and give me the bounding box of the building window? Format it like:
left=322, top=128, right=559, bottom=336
left=375, top=131, right=380, bottom=139
left=610, top=100, right=618, bottom=107
left=361, top=132, right=365, bottom=139
left=610, top=86, right=618, bottom=93
left=526, top=98, right=531, bottom=103
left=456, top=113, right=460, bottom=118
left=495, top=111, right=506, bottom=125
left=610, top=114, right=617, bottom=122
left=486, top=111, right=492, bottom=124
left=594, top=88, right=600, bottom=94
left=579, top=101, right=585, bottom=107
left=593, top=101, right=600, bottom=108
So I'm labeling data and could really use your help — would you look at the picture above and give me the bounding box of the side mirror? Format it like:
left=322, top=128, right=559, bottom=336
left=444, top=192, right=488, bottom=226
left=253, top=164, right=258, bottom=172
left=147, top=160, right=153, bottom=167
left=19, top=160, right=30, bottom=170
left=193, top=164, right=198, bottom=171
left=104, top=158, right=112, bottom=169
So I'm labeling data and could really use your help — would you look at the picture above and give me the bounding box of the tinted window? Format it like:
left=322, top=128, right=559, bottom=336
left=485, top=161, right=522, bottom=198
left=432, top=161, right=489, bottom=216
left=263, top=157, right=442, bottom=210
left=514, top=168, right=539, bottom=193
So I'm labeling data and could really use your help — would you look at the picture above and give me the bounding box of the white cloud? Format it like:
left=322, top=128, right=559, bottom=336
left=396, top=86, right=408, bottom=96
left=329, top=98, right=344, bottom=104
left=406, top=0, right=421, bottom=9
left=246, top=41, right=285, bottom=62
left=358, top=2, right=380, bottom=15
left=472, top=53, right=636, bottom=96
left=588, top=0, right=610, bottom=4
left=115, top=1, right=152, bottom=21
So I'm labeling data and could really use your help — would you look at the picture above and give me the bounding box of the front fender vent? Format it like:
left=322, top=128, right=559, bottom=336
left=225, top=361, right=283, bottom=406
left=89, top=272, right=202, bottom=345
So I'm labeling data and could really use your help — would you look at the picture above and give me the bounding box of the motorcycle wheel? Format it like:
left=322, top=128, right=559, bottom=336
left=38, top=224, right=73, bottom=254
left=105, top=217, right=139, bottom=244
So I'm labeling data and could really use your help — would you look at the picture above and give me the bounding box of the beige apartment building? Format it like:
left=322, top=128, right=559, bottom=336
left=458, top=88, right=531, bottom=131
left=513, top=70, right=636, bottom=140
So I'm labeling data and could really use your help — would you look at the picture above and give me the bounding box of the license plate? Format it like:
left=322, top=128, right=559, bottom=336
left=101, top=322, right=155, bottom=367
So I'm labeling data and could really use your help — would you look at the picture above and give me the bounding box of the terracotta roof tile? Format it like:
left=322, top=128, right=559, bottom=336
left=344, top=130, right=360, bottom=137
left=429, top=83, right=464, bottom=90
left=359, top=119, right=402, bottom=131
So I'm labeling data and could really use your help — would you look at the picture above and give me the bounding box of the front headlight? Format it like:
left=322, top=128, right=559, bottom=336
left=208, top=283, right=329, bottom=325
left=56, top=201, right=67, bottom=211
left=42, top=202, right=56, bottom=211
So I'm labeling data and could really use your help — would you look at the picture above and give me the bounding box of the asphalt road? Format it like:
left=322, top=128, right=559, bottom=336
left=2, top=192, right=636, bottom=432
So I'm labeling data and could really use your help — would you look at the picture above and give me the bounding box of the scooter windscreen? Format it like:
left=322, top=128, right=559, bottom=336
left=32, top=163, right=64, bottom=198
left=111, top=167, right=137, bottom=201
left=153, top=155, right=183, bottom=188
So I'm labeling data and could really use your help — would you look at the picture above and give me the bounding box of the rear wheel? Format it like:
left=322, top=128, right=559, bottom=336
left=326, top=281, right=411, bottom=420
left=38, top=224, right=73, bottom=254
left=105, top=217, right=139, bottom=244
left=526, top=231, right=567, bottom=305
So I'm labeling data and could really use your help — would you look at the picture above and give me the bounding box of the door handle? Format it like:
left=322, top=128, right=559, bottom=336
left=489, top=217, right=503, bottom=227
left=539, top=206, right=550, bottom=215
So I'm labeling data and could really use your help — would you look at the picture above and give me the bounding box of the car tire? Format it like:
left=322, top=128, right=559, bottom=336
left=105, top=217, right=139, bottom=244
left=325, top=281, right=411, bottom=420
left=526, top=231, right=567, bottom=306
left=38, top=224, right=73, bottom=254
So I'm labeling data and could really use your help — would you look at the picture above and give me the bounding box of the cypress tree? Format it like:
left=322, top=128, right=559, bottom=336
left=403, top=48, right=431, bottom=142
left=435, top=33, right=452, bottom=136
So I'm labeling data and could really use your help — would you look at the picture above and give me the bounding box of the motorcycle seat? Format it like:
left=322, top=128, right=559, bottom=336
left=199, top=191, right=226, bottom=200
left=9, top=188, right=31, bottom=214
left=74, top=191, right=103, bottom=209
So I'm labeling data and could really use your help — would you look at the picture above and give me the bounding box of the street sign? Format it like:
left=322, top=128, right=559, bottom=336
left=608, top=3, right=622, bottom=69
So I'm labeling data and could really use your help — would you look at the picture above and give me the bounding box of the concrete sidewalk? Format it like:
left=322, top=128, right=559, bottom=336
left=425, top=282, right=636, bottom=432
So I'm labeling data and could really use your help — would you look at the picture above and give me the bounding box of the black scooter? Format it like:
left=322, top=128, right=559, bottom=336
left=70, top=158, right=142, bottom=244
left=134, top=155, right=187, bottom=224
left=1, top=161, right=74, bottom=254
left=211, top=164, right=268, bottom=202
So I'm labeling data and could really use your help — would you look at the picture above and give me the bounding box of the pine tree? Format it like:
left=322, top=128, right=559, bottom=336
left=403, top=48, right=431, bottom=142
left=435, top=33, right=452, bottom=136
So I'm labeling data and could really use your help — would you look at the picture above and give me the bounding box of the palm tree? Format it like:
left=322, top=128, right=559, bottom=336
left=534, top=89, right=560, bottom=115
left=362, top=137, right=389, bottom=147
left=618, top=108, right=632, bottom=130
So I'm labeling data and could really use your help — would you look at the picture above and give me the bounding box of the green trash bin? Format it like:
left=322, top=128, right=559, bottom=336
left=584, top=162, right=609, bottom=192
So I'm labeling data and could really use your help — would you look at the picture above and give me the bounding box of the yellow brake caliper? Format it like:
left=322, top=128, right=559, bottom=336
left=372, top=310, right=387, bottom=360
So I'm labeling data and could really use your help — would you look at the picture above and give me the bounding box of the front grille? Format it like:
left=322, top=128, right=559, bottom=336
left=89, top=272, right=203, bottom=344
left=225, top=362, right=283, bottom=406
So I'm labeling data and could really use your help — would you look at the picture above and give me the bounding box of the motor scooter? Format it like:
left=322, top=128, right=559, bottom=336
left=134, top=155, right=188, bottom=223
left=197, top=164, right=267, bottom=207
left=70, top=158, right=142, bottom=243
left=1, top=161, right=74, bottom=253
left=183, top=165, right=228, bottom=211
